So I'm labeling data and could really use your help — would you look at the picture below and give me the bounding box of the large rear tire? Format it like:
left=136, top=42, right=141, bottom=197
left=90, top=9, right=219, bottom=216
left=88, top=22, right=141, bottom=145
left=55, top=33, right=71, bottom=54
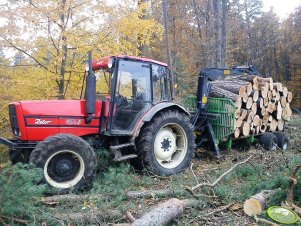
left=136, top=110, right=194, bottom=176
left=29, top=134, right=97, bottom=193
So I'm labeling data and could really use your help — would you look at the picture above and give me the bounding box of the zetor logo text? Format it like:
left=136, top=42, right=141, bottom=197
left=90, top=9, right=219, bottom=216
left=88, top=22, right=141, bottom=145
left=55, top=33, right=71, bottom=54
left=35, top=119, right=53, bottom=125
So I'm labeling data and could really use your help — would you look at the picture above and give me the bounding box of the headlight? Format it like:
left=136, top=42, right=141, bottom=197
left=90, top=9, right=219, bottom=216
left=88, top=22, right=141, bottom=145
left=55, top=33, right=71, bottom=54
left=108, top=58, right=114, bottom=68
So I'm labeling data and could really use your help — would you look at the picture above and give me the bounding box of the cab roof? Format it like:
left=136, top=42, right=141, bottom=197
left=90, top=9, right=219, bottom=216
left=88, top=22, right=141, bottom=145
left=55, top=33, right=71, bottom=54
left=116, top=55, right=168, bottom=67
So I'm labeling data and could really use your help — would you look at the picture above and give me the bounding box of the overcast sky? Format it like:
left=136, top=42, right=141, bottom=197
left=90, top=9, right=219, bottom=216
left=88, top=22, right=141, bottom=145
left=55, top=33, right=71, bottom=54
left=263, top=0, right=301, bottom=19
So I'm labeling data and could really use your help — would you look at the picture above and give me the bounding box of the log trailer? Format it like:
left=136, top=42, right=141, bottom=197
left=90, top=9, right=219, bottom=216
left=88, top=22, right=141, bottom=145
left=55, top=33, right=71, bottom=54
left=0, top=52, right=288, bottom=193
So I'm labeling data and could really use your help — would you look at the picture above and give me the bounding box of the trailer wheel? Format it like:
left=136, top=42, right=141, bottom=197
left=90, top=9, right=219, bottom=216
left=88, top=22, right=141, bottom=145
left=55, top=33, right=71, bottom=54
left=29, top=134, right=97, bottom=193
left=136, top=109, right=194, bottom=176
left=275, top=132, right=288, bottom=150
left=260, top=132, right=278, bottom=151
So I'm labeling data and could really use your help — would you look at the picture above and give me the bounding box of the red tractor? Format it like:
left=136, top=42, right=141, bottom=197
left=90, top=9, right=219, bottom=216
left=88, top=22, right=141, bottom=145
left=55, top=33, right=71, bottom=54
left=1, top=52, right=194, bottom=192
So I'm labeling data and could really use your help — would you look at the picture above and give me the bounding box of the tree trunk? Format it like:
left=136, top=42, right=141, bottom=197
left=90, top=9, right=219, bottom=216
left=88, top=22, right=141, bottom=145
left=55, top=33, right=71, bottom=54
left=213, top=0, right=222, bottom=67
left=131, top=198, right=184, bottom=226
left=209, top=85, right=238, bottom=101
left=58, top=0, right=68, bottom=100
left=244, top=190, right=278, bottom=216
left=211, top=80, right=250, bottom=96
left=138, top=0, right=150, bottom=56
left=221, top=0, right=228, bottom=67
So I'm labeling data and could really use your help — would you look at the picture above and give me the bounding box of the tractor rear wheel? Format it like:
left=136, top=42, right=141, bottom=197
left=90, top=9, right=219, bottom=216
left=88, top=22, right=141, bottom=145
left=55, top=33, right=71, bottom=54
left=136, top=110, right=194, bottom=176
left=29, top=134, right=97, bottom=193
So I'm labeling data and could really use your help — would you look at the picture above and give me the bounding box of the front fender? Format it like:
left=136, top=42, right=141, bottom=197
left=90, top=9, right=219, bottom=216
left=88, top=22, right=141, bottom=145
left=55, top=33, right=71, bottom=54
left=132, top=102, right=190, bottom=137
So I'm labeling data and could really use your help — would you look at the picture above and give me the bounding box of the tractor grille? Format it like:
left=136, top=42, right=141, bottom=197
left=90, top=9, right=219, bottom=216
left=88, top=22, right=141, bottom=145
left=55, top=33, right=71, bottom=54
left=9, top=104, right=20, bottom=136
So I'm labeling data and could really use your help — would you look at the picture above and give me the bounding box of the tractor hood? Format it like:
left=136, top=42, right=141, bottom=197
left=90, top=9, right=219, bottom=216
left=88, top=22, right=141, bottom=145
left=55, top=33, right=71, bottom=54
left=18, top=100, right=101, bottom=117
left=9, top=100, right=104, bottom=141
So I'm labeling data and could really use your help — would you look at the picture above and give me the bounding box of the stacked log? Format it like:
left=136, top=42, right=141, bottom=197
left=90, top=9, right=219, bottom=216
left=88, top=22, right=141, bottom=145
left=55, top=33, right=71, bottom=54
left=210, top=76, right=293, bottom=138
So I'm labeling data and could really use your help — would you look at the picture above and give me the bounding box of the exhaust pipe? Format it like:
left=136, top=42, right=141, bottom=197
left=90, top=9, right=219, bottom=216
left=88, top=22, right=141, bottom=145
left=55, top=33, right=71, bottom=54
left=85, top=51, right=96, bottom=124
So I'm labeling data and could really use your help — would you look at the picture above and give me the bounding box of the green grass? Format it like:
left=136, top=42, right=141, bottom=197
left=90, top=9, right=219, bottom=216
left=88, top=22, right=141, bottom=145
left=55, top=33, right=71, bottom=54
left=287, top=118, right=301, bottom=127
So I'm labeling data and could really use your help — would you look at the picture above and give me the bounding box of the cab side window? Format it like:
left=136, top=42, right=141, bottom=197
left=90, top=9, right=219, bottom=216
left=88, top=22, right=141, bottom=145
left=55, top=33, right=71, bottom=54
left=152, top=64, right=170, bottom=103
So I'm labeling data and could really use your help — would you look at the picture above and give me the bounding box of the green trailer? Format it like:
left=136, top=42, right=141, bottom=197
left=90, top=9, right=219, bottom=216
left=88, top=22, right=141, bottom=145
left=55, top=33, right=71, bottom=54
left=182, top=95, right=288, bottom=152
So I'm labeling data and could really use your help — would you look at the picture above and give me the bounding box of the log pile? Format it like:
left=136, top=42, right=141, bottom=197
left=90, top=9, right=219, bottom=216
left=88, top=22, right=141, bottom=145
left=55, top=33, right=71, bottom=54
left=209, top=76, right=293, bottom=138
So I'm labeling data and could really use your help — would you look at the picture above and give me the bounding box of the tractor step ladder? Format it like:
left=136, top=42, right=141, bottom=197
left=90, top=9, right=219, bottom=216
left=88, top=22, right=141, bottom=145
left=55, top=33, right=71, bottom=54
left=109, top=143, right=138, bottom=162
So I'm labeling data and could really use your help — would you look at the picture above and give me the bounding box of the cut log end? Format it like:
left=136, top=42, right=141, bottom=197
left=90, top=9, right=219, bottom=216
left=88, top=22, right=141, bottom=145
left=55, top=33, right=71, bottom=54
left=287, top=92, right=293, bottom=103
left=240, top=122, right=250, bottom=136
left=234, top=128, right=240, bottom=138
left=244, top=198, right=264, bottom=216
left=246, top=97, right=253, bottom=109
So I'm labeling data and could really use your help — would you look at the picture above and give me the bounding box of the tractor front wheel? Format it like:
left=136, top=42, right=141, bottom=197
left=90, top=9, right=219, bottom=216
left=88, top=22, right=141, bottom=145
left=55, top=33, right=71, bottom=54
left=136, top=110, right=194, bottom=176
left=29, top=134, right=97, bottom=193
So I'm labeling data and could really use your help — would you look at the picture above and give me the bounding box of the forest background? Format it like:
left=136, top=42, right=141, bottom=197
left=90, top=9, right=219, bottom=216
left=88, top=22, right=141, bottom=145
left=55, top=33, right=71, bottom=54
left=0, top=0, right=300, bottom=136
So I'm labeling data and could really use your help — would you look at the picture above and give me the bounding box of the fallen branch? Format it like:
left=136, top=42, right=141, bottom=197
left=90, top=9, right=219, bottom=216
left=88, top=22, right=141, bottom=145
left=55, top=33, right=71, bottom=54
left=186, top=155, right=252, bottom=192
left=254, top=214, right=279, bottom=226
left=280, top=164, right=301, bottom=216
left=190, top=163, right=199, bottom=184
left=125, top=211, right=136, bottom=223
left=41, top=194, right=103, bottom=204
left=203, top=203, right=233, bottom=216
left=42, top=189, right=176, bottom=204
left=182, top=198, right=207, bottom=208
left=130, top=198, right=184, bottom=226
left=0, top=215, right=28, bottom=225
left=54, top=209, right=122, bottom=222
left=126, top=189, right=176, bottom=199
left=281, top=201, right=301, bottom=216
left=0, top=216, right=9, bottom=226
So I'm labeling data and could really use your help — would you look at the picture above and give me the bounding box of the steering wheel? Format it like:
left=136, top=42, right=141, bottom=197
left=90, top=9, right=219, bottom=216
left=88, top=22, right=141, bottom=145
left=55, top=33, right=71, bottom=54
left=116, top=94, right=128, bottom=108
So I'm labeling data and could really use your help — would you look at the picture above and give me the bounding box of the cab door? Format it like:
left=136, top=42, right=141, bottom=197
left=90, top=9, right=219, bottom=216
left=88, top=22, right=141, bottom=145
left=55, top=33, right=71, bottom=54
left=110, top=59, right=152, bottom=134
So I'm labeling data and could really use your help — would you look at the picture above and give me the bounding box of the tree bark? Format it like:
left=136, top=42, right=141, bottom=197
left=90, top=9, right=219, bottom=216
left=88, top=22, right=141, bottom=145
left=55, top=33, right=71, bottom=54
left=209, top=85, right=238, bottom=101
left=213, top=0, right=222, bottom=67
left=58, top=0, right=68, bottom=100
left=211, top=80, right=250, bottom=96
left=244, top=190, right=278, bottom=216
left=221, top=0, right=228, bottom=67
left=55, top=209, right=123, bottom=222
left=131, top=198, right=184, bottom=226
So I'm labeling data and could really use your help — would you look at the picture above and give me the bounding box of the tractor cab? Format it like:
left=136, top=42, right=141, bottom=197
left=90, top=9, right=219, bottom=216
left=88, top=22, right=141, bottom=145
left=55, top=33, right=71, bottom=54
left=87, top=54, right=172, bottom=135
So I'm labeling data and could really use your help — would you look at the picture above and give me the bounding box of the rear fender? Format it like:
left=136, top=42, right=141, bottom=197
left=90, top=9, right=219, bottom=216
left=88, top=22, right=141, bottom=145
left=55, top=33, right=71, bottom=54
left=132, top=102, right=190, bottom=137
